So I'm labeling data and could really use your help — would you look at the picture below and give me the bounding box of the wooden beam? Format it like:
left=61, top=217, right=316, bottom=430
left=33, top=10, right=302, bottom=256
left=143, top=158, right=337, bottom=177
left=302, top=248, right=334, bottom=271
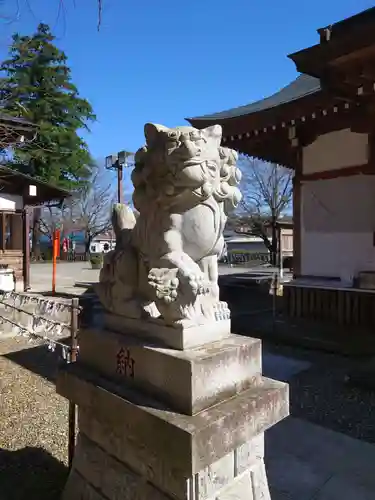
left=360, top=62, right=375, bottom=80
left=319, top=75, right=360, bottom=102
left=298, top=105, right=362, bottom=147
left=300, top=163, right=375, bottom=182
left=225, top=102, right=368, bottom=167
left=330, top=59, right=375, bottom=84
left=228, top=135, right=298, bottom=168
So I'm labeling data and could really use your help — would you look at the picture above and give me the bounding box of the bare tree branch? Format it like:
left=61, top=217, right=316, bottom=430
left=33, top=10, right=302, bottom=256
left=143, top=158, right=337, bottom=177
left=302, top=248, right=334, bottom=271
left=39, top=162, right=115, bottom=251
left=97, top=0, right=102, bottom=31
left=0, top=0, right=104, bottom=30
left=70, top=162, right=115, bottom=250
left=229, top=156, right=293, bottom=264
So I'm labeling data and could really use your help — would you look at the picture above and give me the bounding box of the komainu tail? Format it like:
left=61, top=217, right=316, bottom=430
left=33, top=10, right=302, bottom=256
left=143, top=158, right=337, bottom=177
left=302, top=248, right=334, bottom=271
left=111, top=203, right=136, bottom=249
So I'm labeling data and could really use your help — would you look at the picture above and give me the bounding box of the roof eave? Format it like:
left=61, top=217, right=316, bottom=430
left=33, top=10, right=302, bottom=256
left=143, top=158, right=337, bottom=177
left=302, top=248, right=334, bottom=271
left=0, top=166, right=71, bottom=201
left=288, top=20, right=375, bottom=76
left=317, top=7, right=375, bottom=38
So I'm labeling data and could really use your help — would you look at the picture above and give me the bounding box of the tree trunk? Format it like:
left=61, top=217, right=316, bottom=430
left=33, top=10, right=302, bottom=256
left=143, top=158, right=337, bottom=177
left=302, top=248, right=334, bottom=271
left=85, top=234, right=92, bottom=259
left=31, top=207, right=42, bottom=261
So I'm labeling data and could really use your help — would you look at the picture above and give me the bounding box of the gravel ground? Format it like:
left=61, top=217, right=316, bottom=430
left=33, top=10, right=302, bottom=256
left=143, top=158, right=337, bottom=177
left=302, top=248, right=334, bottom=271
left=0, top=337, right=69, bottom=500
left=264, top=341, right=375, bottom=443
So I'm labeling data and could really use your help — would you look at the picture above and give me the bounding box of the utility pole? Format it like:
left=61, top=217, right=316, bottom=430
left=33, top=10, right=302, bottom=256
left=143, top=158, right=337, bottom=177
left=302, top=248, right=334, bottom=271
left=117, top=161, right=123, bottom=204
left=105, top=151, right=133, bottom=204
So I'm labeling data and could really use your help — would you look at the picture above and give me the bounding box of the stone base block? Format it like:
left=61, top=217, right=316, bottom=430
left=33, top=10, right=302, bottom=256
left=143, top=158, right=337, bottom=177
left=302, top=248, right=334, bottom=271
left=63, top=432, right=270, bottom=500
left=78, top=328, right=262, bottom=414
left=57, top=363, right=288, bottom=498
left=104, top=311, right=231, bottom=350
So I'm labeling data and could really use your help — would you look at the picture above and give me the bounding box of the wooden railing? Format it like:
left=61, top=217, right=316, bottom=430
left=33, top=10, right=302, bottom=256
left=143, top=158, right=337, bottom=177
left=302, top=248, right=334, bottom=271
left=283, top=284, right=375, bottom=327
left=227, top=250, right=270, bottom=266
left=60, top=252, right=88, bottom=262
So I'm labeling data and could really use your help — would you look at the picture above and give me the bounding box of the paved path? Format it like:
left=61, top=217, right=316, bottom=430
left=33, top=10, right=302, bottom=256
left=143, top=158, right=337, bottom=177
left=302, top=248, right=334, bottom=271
left=268, top=417, right=375, bottom=500
left=262, top=350, right=375, bottom=499
left=29, top=262, right=276, bottom=294
left=30, top=262, right=99, bottom=293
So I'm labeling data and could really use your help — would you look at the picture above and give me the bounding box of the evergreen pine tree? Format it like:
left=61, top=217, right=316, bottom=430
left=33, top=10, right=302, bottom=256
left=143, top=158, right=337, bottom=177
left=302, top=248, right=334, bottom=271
left=0, top=23, right=96, bottom=188
left=0, top=23, right=96, bottom=257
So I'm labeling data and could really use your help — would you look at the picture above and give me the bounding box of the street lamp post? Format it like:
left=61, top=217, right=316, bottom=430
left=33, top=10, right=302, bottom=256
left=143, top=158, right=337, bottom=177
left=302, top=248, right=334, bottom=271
left=105, top=151, right=133, bottom=204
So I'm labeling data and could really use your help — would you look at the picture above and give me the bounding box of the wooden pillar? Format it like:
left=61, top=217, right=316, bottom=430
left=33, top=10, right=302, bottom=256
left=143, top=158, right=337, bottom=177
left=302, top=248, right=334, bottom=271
left=293, top=149, right=302, bottom=277
left=23, top=208, right=30, bottom=291
left=0, top=212, right=6, bottom=251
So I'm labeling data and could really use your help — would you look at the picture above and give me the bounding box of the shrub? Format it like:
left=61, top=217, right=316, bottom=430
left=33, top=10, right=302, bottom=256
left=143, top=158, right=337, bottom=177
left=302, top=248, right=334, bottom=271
left=90, top=253, right=103, bottom=265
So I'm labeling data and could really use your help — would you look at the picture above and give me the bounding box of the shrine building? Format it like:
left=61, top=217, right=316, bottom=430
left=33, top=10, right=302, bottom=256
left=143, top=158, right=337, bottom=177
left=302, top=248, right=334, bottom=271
left=188, top=7, right=375, bottom=327
left=0, top=114, right=70, bottom=291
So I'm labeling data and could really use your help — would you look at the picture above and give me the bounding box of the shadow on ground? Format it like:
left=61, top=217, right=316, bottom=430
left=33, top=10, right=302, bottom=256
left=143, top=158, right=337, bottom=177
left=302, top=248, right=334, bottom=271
left=27, top=291, right=83, bottom=299
left=4, top=342, right=66, bottom=383
left=0, top=447, right=68, bottom=500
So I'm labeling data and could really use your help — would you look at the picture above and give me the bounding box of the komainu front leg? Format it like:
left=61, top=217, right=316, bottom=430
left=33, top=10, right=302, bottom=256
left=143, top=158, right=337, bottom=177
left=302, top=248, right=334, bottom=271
left=147, top=226, right=212, bottom=325
left=156, top=252, right=211, bottom=296
left=198, top=255, right=230, bottom=322
left=148, top=257, right=211, bottom=326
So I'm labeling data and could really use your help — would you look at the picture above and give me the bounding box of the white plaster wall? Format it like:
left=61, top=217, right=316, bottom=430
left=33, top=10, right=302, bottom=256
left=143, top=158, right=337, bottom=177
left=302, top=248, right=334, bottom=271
left=280, top=229, right=293, bottom=252
left=301, top=175, right=375, bottom=279
left=301, top=232, right=375, bottom=280
left=302, top=129, right=369, bottom=175
left=0, top=194, right=23, bottom=210
left=90, top=240, right=115, bottom=254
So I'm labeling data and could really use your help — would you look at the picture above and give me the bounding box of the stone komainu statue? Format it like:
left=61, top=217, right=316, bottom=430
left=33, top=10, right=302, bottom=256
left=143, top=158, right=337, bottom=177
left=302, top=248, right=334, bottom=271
left=96, top=123, right=242, bottom=328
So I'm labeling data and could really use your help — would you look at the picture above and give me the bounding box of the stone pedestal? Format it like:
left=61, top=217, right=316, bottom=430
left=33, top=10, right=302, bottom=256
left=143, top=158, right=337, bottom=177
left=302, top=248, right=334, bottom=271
left=57, top=318, right=289, bottom=499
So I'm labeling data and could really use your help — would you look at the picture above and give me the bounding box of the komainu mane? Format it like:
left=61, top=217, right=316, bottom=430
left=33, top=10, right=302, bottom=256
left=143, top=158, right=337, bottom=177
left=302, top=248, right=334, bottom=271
left=96, top=123, right=242, bottom=329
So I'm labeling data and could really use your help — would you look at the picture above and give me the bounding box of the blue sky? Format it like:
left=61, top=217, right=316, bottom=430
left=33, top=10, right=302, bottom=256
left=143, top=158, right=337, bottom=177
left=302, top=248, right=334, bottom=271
left=1, top=0, right=374, bottom=193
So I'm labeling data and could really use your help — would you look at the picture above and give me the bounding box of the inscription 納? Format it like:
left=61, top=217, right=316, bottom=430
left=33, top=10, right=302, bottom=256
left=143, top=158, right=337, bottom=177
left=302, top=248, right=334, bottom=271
left=116, top=347, right=135, bottom=378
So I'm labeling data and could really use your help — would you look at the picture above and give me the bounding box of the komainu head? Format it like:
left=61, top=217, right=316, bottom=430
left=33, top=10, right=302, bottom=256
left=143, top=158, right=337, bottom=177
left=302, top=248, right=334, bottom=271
left=132, top=123, right=242, bottom=213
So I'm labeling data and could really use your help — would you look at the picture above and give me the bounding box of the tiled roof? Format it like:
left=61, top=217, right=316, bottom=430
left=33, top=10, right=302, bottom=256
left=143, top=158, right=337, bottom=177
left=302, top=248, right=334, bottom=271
left=188, top=7, right=375, bottom=124
left=187, top=75, right=321, bottom=122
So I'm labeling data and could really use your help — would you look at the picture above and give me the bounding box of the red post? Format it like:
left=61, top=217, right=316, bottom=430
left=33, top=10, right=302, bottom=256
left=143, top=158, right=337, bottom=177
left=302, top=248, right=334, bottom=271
left=56, top=229, right=61, bottom=257
left=52, top=229, right=60, bottom=295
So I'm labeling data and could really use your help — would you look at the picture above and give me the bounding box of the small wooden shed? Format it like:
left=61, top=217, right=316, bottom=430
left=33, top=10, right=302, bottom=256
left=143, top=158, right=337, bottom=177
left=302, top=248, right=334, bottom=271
left=0, top=166, right=70, bottom=290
